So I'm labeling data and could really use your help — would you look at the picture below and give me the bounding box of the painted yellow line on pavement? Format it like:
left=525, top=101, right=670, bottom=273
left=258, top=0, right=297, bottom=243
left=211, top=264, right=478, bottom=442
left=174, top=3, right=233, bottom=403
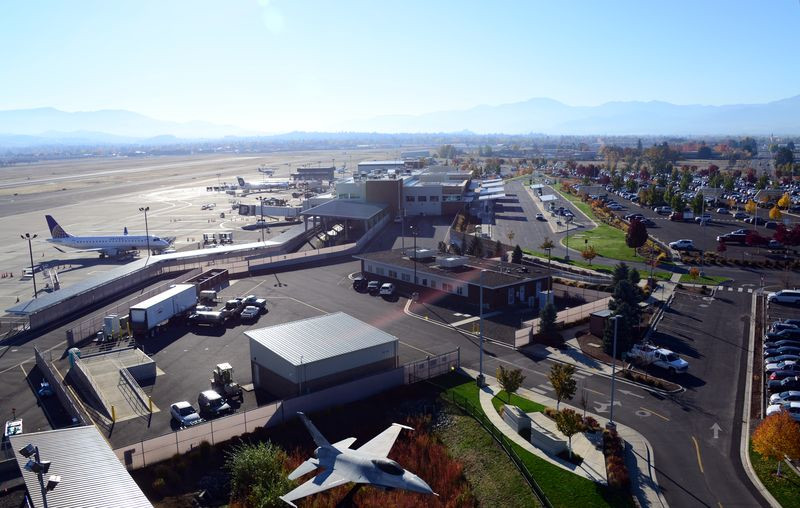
left=691, top=436, right=705, bottom=474
left=584, top=387, right=606, bottom=397
left=641, top=406, right=670, bottom=421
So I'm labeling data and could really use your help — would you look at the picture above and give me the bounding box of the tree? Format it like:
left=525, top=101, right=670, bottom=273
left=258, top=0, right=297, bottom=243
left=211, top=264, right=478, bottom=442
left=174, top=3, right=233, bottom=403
left=225, top=441, right=293, bottom=508
left=752, top=411, right=800, bottom=477
left=778, top=192, right=791, bottom=210
left=468, top=236, right=484, bottom=257
left=697, top=145, right=713, bottom=159
left=540, top=237, right=555, bottom=263
left=612, top=262, right=631, bottom=286
left=688, top=267, right=700, bottom=282
left=625, top=220, right=648, bottom=256
left=603, top=272, right=643, bottom=356
left=716, top=241, right=727, bottom=258
left=581, top=244, right=598, bottom=265
left=494, top=239, right=504, bottom=257
left=745, top=200, right=757, bottom=215
left=775, top=147, right=794, bottom=167
left=554, top=408, right=584, bottom=459
left=539, top=302, right=557, bottom=337
left=756, top=174, right=769, bottom=190
left=496, top=365, right=526, bottom=402
left=511, top=244, right=523, bottom=264
left=769, top=206, right=782, bottom=221
left=691, top=193, right=705, bottom=214
left=548, top=363, right=577, bottom=410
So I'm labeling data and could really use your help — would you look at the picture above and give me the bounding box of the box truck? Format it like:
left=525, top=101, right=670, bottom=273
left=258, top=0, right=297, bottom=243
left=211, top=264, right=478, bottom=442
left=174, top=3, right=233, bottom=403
left=129, top=284, right=196, bottom=337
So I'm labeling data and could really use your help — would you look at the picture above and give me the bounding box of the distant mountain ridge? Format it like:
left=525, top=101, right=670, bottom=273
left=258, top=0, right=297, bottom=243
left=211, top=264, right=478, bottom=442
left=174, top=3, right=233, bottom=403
left=0, top=107, right=254, bottom=141
left=342, top=96, right=800, bottom=135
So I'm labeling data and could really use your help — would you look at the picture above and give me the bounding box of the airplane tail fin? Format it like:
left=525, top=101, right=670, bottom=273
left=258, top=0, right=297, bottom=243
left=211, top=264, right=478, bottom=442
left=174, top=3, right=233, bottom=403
left=237, top=177, right=246, bottom=187
left=45, top=215, right=71, bottom=239
left=123, top=226, right=128, bottom=236
left=297, top=412, right=330, bottom=447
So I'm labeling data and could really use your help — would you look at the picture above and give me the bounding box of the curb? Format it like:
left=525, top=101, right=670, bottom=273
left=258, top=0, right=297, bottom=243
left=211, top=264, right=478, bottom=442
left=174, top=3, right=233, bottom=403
left=740, top=291, right=781, bottom=507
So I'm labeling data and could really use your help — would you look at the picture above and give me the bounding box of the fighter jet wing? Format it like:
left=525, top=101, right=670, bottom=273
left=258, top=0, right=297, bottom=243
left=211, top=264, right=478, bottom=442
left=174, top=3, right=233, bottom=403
left=355, top=423, right=413, bottom=457
left=280, top=469, right=351, bottom=507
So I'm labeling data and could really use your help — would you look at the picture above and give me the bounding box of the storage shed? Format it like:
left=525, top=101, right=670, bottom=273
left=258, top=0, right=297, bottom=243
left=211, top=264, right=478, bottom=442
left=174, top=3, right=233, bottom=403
left=246, top=312, right=399, bottom=398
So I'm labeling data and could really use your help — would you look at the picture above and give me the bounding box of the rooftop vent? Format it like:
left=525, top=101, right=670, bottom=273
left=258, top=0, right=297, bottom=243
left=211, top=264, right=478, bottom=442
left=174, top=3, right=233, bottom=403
left=436, top=255, right=469, bottom=268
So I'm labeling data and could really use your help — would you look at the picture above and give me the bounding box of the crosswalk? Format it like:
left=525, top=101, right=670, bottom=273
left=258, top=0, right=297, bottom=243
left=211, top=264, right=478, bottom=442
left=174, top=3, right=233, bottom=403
left=529, top=367, right=592, bottom=395
left=716, top=286, right=753, bottom=293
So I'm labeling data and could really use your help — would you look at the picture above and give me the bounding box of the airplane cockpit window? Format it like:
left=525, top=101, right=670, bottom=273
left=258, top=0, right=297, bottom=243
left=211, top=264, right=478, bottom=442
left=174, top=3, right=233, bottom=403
left=153, top=237, right=161, bottom=242
left=373, top=459, right=404, bottom=476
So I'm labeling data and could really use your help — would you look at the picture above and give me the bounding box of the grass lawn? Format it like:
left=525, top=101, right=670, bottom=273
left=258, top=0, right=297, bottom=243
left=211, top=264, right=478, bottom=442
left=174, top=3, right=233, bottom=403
left=491, top=390, right=546, bottom=414
left=749, top=444, right=800, bottom=508
left=522, top=249, right=673, bottom=281
left=678, top=274, right=731, bottom=284
left=437, top=373, right=633, bottom=508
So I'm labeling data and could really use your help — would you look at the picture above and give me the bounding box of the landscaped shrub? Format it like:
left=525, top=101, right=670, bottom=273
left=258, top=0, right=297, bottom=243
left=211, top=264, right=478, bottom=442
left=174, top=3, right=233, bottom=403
left=582, top=416, right=601, bottom=433
left=543, top=406, right=559, bottom=419
left=602, top=428, right=630, bottom=490
left=151, top=478, right=167, bottom=499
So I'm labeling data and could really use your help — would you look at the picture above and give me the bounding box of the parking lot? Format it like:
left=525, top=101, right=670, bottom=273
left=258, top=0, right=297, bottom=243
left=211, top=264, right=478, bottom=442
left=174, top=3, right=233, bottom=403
left=762, top=294, right=800, bottom=415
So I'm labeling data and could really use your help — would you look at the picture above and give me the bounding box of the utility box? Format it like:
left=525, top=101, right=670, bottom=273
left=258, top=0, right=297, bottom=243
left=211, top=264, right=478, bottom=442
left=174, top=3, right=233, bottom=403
left=103, top=314, right=121, bottom=339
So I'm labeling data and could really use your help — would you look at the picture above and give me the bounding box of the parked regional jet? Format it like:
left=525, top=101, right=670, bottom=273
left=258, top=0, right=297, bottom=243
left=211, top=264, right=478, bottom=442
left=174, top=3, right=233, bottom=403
left=236, top=176, right=290, bottom=193
left=280, top=412, right=436, bottom=507
left=45, top=215, right=171, bottom=258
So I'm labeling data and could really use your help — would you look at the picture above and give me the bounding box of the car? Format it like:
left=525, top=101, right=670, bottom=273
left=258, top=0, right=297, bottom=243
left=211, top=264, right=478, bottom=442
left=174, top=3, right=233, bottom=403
left=379, top=283, right=395, bottom=296
left=640, top=218, right=656, bottom=227
left=770, top=365, right=800, bottom=380
left=694, top=214, right=712, bottom=223
left=768, top=239, right=784, bottom=249
left=170, top=401, right=203, bottom=427
left=781, top=319, right=800, bottom=327
left=352, top=276, right=367, bottom=291
left=240, top=306, right=260, bottom=321
left=765, top=221, right=779, bottom=230
left=243, top=295, right=267, bottom=310
left=765, top=328, right=800, bottom=340
left=536, top=213, right=545, bottom=221
left=765, top=346, right=800, bottom=359
left=716, top=208, right=729, bottom=214
left=195, top=305, right=213, bottom=312
left=768, top=375, right=800, bottom=393
left=654, top=206, right=672, bottom=214
left=766, top=360, right=798, bottom=375
left=668, top=239, right=694, bottom=250
left=765, top=401, right=800, bottom=421
left=767, top=290, right=800, bottom=305
left=607, top=203, right=624, bottom=210
left=367, top=281, right=381, bottom=294
left=624, top=213, right=644, bottom=221
left=733, top=211, right=749, bottom=219
left=769, top=390, right=800, bottom=405
left=197, top=390, right=232, bottom=418
left=717, top=231, right=747, bottom=243
left=771, top=322, right=800, bottom=333
left=765, top=354, right=800, bottom=366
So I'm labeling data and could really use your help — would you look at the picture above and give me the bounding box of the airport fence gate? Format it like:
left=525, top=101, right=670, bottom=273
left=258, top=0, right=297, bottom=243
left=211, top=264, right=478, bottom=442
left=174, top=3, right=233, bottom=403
left=113, top=349, right=460, bottom=470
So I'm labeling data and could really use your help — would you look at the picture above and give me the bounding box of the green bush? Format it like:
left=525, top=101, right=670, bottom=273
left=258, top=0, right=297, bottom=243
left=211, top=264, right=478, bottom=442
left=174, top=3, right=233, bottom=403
left=225, top=441, right=292, bottom=508
left=151, top=478, right=167, bottom=499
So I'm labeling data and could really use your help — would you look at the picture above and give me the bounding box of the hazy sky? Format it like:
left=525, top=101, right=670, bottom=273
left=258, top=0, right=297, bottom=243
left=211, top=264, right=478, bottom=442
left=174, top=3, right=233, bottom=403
left=2, top=0, right=799, bottom=132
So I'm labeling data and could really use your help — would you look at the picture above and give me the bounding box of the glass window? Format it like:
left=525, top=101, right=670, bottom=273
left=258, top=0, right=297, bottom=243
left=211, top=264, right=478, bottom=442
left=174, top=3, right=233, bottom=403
left=406, top=196, right=415, bottom=202
left=430, top=196, right=439, bottom=202
left=418, top=196, right=427, bottom=202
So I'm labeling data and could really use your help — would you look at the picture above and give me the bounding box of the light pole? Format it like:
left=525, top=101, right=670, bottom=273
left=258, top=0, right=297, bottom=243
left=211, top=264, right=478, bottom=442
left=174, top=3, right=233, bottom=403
left=609, top=314, right=621, bottom=428
left=139, top=207, right=150, bottom=264
left=18, top=443, right=59, bottom=508
left=21, top=233, right=38, bottom=299
left=257, top=197, right=266, bottom=243
left=411, top=224, right=418, bottom=284
left=564, top=217, right=573, bottom=261
left=477, top=269, right=487, bottom=387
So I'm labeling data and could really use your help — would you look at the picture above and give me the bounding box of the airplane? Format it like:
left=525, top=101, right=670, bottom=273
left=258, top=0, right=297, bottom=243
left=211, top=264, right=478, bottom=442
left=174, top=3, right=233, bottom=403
left=280, top=412, right=436, bottom=507
left=45, top=215, right=171, bottom=258
left=236, top=176, right=290, bottom=193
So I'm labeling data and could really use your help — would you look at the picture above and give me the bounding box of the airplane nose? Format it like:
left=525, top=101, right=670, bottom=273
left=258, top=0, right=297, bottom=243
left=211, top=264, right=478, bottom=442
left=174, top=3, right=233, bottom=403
left=406, top=473, right=434, bottom=495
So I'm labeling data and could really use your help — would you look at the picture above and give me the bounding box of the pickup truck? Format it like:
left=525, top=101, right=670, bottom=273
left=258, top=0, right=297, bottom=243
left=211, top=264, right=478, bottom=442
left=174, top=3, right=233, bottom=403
left=626, top=343, right=689, bottom=374
left=243, top=295, right=267, bottom=311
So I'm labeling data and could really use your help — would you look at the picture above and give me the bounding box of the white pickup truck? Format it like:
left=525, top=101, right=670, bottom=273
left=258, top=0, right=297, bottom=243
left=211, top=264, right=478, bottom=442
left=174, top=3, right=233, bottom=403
left=626, top=343, right=689, bottom=374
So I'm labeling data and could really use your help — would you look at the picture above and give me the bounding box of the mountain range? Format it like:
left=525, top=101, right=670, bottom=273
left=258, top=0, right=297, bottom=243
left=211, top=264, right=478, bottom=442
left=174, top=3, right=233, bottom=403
left=0, top=96, right=798, bottom=148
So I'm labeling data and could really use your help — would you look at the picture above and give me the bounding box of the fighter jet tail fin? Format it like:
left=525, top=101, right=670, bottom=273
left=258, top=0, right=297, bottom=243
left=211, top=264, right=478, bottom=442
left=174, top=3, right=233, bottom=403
left=297, top=412, right=330, bottom=448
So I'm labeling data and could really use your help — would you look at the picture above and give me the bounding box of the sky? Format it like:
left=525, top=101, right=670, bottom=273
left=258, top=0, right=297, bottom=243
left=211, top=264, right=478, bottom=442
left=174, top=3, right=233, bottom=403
left=1, top=0, right=799, bottom=133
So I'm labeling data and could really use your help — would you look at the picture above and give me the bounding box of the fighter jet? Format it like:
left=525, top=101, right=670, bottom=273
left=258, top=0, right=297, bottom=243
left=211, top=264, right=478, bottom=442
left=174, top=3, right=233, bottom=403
left=280, top=412, right=437, bottom=507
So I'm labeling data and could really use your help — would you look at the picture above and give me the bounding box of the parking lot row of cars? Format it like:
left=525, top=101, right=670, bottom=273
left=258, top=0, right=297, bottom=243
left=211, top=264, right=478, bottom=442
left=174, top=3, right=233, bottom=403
left=762, top=305, right=800, bottom=422
left=188, top=294, right=267, bottom=327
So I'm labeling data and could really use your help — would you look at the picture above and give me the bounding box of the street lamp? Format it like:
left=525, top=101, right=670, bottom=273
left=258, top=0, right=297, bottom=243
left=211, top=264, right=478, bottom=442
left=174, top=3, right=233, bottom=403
left=564, top=216, right=573, bottom=261
left=410, top=224, right=418, bottom=284
left=138, top=207, right=150, bottom=264
left=257, top=197, right=266, bottom=243
left=21, top=233, right=38, bottom=298
left=477, top=269, right=487, bottom=387
left=608, top=314, right=621, bottom=428
left=19, top=443, right=58, bottom=507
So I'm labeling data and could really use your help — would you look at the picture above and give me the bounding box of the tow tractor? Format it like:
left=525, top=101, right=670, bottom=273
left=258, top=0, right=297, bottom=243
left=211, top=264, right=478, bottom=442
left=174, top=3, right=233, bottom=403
left=211, top=363, right=243, bottom=401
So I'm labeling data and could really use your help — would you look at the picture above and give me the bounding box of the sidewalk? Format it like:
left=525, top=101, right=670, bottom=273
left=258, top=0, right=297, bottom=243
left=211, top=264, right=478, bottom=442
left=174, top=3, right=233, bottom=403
left=464, top=368, right=668, bottom=508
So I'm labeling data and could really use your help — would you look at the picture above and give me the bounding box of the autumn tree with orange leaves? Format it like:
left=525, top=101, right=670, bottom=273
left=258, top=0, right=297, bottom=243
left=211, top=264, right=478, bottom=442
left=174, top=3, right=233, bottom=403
left=752, top=411, right=800, bottom=477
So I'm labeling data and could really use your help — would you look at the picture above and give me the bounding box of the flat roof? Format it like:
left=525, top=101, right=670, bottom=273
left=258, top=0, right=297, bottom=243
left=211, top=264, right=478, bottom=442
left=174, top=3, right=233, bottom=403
left=246, top=312, right=397, bottom=365
left=9, top=425, right=152, bottom=508
left=540, top=194, right=558, bottom=202
left=355, top=250, right=549, bottom=288
left=301, top=200, right=386, bottom=220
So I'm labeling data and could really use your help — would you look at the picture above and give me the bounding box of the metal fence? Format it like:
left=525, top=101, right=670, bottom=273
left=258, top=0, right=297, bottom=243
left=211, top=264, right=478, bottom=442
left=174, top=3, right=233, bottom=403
left=444, top=390, right=552, bottom=508
left=114, top=349, right=459, bottom=470
left=516, top=297, right=612, bottom=348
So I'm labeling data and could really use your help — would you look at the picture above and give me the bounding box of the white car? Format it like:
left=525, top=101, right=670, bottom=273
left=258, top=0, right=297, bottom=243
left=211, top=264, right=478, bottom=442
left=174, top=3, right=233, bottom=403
left=769, top=390, right=800, bottom=405
left=766, top=360, right=797, bottom=375
left=240, top=305, right=260, bottom=320
left=379, top=283, right=395, bottom=296
left=768, top=290, right=800, bottom=305
left=170, top=401, right=203, bottom=427
left=669, top=239, right=694, bottom=250
left=766, top=401, right=800, bottom=421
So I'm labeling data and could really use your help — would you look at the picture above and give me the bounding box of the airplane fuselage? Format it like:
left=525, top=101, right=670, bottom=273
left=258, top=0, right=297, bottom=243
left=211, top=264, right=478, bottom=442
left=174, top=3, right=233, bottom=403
left=316, top=446, right=433, bottom=494
left=47, top=235, right=170, bottom=254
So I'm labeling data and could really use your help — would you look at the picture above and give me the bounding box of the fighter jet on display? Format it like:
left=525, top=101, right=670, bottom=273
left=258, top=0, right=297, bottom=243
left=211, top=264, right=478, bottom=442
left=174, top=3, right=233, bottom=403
left=45, top=215, right=172, bottom=258
left=280, top=412, right=437, bottom=507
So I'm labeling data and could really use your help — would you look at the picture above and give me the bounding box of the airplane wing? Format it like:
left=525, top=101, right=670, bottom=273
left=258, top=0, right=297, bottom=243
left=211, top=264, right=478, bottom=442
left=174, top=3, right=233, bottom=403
left=355, top=423, right=413, bottom=457
left=280, top=469, right=351, bottom=507
left=332, top=437, right=357, bottom=451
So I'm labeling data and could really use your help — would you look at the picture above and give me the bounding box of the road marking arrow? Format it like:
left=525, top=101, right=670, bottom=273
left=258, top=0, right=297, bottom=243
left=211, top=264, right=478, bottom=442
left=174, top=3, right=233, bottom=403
left=618, top=389, right=645, bottom=399
left=710, top=423, right=722, bottom=439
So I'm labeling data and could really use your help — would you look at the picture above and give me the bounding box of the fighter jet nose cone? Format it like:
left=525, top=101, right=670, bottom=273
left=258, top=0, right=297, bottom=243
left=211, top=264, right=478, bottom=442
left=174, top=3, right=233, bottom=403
left=407, top=474, right=434, bottom=494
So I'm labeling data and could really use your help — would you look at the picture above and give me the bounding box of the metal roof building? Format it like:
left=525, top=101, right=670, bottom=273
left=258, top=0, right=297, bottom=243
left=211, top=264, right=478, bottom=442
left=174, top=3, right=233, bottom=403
left=9, top=425, right=153, bottom=508
left=246, top=312, right=399, bottom=397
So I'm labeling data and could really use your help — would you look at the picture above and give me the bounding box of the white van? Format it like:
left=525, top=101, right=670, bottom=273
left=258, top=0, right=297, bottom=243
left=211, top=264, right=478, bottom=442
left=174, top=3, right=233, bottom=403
left=768, top=290, right=800, bottom=305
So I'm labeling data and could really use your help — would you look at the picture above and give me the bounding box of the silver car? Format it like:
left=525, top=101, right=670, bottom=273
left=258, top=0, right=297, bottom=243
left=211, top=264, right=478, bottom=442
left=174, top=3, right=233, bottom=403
left=170, top=401, right=203, bottom=427
left=769, top=390, right=800, bottom=405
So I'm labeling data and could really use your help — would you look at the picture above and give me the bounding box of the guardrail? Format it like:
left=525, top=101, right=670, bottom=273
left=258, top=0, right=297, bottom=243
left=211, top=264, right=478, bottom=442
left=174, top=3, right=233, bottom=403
left=119, top=366, right=151, bottom=414
left=516, top=297, right=612, bottom=348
